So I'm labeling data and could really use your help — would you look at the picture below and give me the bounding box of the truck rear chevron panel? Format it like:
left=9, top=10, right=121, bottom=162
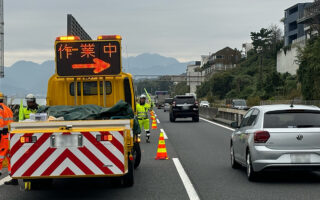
left=10, top=131, right=125, bottom=178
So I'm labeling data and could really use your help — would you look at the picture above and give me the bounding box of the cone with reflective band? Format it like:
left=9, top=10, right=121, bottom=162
left=151, top=115, right=155, bottom=120
left=155, top=132, right=169, bottom=160
left=152, top=119, right=157, bottom=129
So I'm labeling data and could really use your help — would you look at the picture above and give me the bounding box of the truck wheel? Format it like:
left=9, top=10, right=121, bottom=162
left=133, top=142, right=141, bottom=169
left=122, top=158, right=134, bottom=187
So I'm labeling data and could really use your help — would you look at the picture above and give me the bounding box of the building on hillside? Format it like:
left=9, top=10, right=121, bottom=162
left=284, top=3, right=312, bottom=46
left=200, top=55, right=210, bottom=68
left=241, top=43, right=254, bottom=58
left=297, top=0, right=320, bottom=37
left=186, top=61, right=205, bottom=94
left=277, top=2, right=313, bottom=75
left=202, top=47, right=241, bottom=77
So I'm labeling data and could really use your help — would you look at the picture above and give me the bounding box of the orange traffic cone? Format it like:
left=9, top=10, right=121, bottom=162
left=152, top=119, right=157, bottom=129
left=151, top=115, right=155, bottom=120
left=155, top=132, right=169, bottom=160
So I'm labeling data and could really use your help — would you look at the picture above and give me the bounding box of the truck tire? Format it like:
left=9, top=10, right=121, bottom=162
left=133, top=142, right=141, bottom=169
left=122, top=158, right=134, bottom=187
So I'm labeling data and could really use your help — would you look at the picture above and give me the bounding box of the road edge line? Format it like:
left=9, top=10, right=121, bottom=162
left=173, top=158, right=200, bottom=200
left=160, top=128, right=168, bottom=139
left=156, top=119, right=160, bottom=124
left=0, top=175, right=11, bottom=186
left=200, top=117, right=235, bottom=131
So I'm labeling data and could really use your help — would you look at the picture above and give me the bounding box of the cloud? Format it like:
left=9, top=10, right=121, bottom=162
left=3, top=0, right=305, bottom=66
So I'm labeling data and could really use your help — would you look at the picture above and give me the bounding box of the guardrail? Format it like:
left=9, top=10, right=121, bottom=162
left=199, top=107, right=247, bottom=126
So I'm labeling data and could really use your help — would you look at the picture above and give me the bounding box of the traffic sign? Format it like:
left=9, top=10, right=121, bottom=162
left=55, top=40, right=121, bottom=76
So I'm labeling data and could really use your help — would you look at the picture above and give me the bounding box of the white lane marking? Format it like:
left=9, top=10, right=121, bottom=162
left=156, top=119, right=160, bottom=124
left=155, top=114, right=157, bottom=117
left=200, top=117, right=235, bottom=131
left=160, top=129, right=168, bottom=139
left=173, top=158, right=200, bottom=200
left=0, top=176, right=12, bottom=186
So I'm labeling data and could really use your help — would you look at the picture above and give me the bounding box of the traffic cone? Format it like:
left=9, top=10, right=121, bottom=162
left=152, top=119, right=157, bottom=129
left=151, top=115, right=155, bottom=120
left=155, top=132, right=169, bottom=160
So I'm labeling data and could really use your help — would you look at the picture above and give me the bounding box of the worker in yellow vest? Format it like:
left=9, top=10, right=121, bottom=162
left=136, top=94, right=152, bottom=143
left=19, top=94, right=39, bottom=121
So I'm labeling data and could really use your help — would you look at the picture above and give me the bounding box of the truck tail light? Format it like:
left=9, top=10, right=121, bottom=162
left=254, top=131, right=270, bottom=143
left=96, top=134, right=113, bottom=142
left=20, top=136, right=37, bottom=143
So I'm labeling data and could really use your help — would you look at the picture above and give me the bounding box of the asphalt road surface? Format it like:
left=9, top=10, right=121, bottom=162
left=2, top=108, right=320, bottom=200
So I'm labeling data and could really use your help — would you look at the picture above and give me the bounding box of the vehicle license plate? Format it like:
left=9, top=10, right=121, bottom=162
left=54, top=135, right=80, bottom=147
left=182, top=106, right=189, bottom=110
left=290, top=154, right=311, bottom=163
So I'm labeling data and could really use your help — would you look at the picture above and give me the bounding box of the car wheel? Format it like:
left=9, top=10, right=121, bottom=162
left=170, top=114, right=175, bottom=122
left=246, top=151, right=259, bottom=181
left=192, top=116, right=199, bottom=122
left=230, top=144, right=241, bottom=169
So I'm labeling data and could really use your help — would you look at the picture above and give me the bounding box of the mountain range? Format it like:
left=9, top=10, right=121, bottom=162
left=0, top=53, right=190, bottom=96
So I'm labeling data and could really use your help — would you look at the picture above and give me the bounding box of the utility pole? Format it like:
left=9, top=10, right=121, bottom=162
left=0, top=0, right=4, bottom=78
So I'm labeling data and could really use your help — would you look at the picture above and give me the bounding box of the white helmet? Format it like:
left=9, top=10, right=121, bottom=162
left=26, top=93, right=36, bottom=102
left=140, top=94, right=146, bottom=99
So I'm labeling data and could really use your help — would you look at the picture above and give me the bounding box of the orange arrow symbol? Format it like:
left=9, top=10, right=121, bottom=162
left=72, top=58, right=111, bottom=74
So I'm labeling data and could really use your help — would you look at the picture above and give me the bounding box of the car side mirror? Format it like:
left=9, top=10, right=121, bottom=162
left=231, top=121, right=239, bottom=129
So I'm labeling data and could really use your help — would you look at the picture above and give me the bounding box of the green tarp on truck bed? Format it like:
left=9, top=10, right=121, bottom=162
left=37, top=100, right=140, bottom=134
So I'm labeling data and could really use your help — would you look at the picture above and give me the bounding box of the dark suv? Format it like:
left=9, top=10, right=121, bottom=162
left=169, top=95, right=199, bottom=122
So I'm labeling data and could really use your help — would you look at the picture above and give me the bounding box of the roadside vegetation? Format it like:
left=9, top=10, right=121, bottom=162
left=197, top=26, right=301, bottom=106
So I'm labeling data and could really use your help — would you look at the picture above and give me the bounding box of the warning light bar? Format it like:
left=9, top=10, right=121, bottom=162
left=56, top=36, right=80, bottom=41
left=97, top=35, right=122, bottom=40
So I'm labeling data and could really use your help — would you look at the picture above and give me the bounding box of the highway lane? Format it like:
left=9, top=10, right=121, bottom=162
left=0, top=118, right=189, bottom=200
left=157, top=108, right=320, bottom=200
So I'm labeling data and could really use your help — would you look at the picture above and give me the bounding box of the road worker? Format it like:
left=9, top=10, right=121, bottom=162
left=19, top=94, right=39, bottom=121
left=136, top=94, right=152, bottom=143
left=0, top=93, right=17, bottom=185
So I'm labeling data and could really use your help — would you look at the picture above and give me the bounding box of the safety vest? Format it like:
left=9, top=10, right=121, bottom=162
left=19, top=107, right=38, bottom=121
left=136, top=103, right=151, bottom=119
left=0, top=103, right=13, bottom=130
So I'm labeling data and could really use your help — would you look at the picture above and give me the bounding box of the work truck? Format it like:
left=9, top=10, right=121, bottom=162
left=9, top=35, right=141, bottom=190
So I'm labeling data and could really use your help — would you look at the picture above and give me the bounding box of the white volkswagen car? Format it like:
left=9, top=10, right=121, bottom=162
left=230, top=104, right=320, bottom=181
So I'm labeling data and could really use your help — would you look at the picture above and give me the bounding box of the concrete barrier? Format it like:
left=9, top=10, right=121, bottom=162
left=199, top=107, right=247, bottom=126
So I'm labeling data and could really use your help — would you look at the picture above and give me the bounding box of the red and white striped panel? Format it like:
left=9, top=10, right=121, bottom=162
left=9, top=131, right=125, bottom=178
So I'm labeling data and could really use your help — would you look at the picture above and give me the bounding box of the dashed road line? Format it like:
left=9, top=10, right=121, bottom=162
left=160, top=128, right=168, bottom=139
left=200, top=117, right=235, bottom=131
left=173, top=158, right=200, bottom=200
left=156, top=119, right=160, bottom=124
left=0, top=175, right=11, bottom=186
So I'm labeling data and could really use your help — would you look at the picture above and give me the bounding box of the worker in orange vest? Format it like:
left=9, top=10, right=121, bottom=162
left=0, top=92, right=17, bottom=185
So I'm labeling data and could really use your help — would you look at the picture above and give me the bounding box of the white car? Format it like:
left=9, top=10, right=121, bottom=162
left=200, top=101, right=209, bottom=107
left=231, top=104, right=320, bottom=181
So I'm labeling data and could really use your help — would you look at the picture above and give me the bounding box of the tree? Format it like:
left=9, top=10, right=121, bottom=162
left=250, top=28, right=273, bottom=52
left=297, top=36, right=320, bottom=100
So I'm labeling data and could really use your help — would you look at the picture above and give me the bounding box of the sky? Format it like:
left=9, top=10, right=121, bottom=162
left=3, top=0, right=311, bottom=66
